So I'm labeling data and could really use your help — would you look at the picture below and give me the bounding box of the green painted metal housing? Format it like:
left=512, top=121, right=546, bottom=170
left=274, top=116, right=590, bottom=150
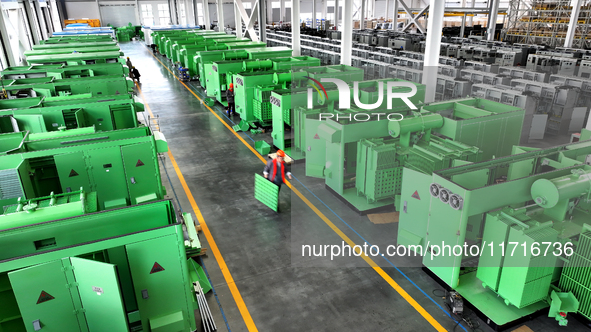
left=207, top=56, right=320, bottom=106
left=303, top=94, right=526, bottom=213
left=0, top=75, right=134, bottom=99
left=0, top=94, right=144, bottom=134
left=24, top=45, right=122, bottom=57
left=1, top=63, right=129, bottom=79
left=193, top=46, right=292, bottom=83
left=0, top=126, right=167, bottom=211
left=397, top=139, right=591, bottom=327
left=26, top=51, right=125, bottom=66
left=0, top=199, right=198, bottom=332
left=40, top=35, right=114, bottom=44
left=32, top=41, right=118, bottom=50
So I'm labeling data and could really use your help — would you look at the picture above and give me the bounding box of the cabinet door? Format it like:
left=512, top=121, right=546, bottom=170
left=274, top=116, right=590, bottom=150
left=9, top=260, right=81, bottom=332
left=88, top=147, right=128, bottom=209
left=121, top=142, right=160, bottom=204
left=9, top=258, right=128, bottom=332
left=54, top=152, right=91, bottom=194
left=69, top=257, right=128, bottom=332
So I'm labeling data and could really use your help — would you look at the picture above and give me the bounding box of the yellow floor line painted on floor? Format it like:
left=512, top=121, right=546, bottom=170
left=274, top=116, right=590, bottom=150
left=148, top=51, right=447, bottom=332
left=136, top=82, right=259, bottom=332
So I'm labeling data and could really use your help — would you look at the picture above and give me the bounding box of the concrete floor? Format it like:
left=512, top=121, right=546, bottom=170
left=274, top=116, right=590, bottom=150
left=122, top=41, right=591, bottom=332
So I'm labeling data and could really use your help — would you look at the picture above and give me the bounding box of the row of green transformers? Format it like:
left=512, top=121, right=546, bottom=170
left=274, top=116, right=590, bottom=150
left=153, top=29, right=591, bottom=329
left=0, top=34, right=208, bottom=332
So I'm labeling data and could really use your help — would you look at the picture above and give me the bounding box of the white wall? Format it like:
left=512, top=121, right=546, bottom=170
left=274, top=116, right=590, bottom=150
left=64, top=1, right=100, bottom=19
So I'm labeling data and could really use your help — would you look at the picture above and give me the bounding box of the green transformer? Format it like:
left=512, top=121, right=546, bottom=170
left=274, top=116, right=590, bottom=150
left=32, top=41, right=118, bottom=50
left=0, top=126, right=167, bottom=211
left=26, top=51, right=125, bottom=66
left=272, top=70, right=386, bottom=159
left=24, top=45, right=122, bottom=57
left=1, top=63, right=129, bottom=79
left=307, top=97, right=523, bottom=213
left=207, top=56, right=321, bottom=106
left=0, top=94, right=144, bottom=133
left=0, top=75, right=134, bottom=99
left=40, top=35, right=114, bottom=44
left=397, top=132, right=591, bottom=328
left=193, top=46, right=292, bottom=84
left=0, top=199, right=201, bottom=332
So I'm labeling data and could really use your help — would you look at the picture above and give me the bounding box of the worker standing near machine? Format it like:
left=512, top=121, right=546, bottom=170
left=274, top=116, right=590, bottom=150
left=263, top=150, right=292, bottom=192
left=126, top=57, right=133, bottom=79
left=226, top=83, right=235, bottom=116
left=131, top=66, right=141, bottom=83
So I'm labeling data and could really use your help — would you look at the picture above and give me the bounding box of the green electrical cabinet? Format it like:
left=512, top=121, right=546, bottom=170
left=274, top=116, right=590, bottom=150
left=0, top=200, right=199, bottom=332
left=2, top=63, right=129, bottom=80
left=207, top=56, right=320, bottom=106
left=32, top=41, right=118, bottom=50
left=0, top=127, right=167, bottom=211
left=26, top=51, right=125, bottom=66
left=9, top=258, right=128, bottom=332
left=24, top=45, right=122, bottom=57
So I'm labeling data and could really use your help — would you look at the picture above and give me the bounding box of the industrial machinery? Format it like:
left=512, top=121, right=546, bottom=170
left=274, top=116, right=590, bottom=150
left=272, top=77, right=399, bottom=159
left=305, top=98, right=524, bottom=213
left=0, top=29, right=211, bottom=332
left=0, top=198, right=204, bottom=332
left=40, top=35, right=115, bottom=44
left=0, top=75, right=134, bottom=99
left=398, top=130, right=591, bottom=329
left=193, top=47, right=292, bottom=86
left=206, top=56, right=321, bottom=105
left=0, top=126, right=166, bottom=210
left=23, top=45, right=122, bottom=57
left=172, top=40, right=264, bottom=65
left=31, top=41, right=118, bottom=50
left=1, top=63, right=130, bottom=79
left=0, top=93, right=144, bottom=133
left=234, top=64, right=364, bottom=124
left=26, top=51, right=125, bottom=66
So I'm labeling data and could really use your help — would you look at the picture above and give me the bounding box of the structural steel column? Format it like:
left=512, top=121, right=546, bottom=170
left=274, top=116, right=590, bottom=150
left=259, top=0, right=266, bottom=41
left=0, top=10, right=17, bottom=66
left=393, top=0, right=398, bottom=30
left=565, top=0, right=583, bottom=47
left=459, top=0, right=466, bottom=37
left=33, top=0, right=49, bottom=40
left=487, top=0, right=500, bottom=41
left=216, top=0, right=224, bottom=31
left=385, top=0, right=389, bottom=20
left=312, top=0, right=316, bottom=29
left=422, top=0, right=444, bottom=103
left=291, top=0, right=300, bottom=55
left=334, top=0, right=339, bottom=29
left=203, top=0, right=211, bottom=29
left=360, top=0, right=365, bottom=30
left=341, top=0, right=352, bottom=65
left=24, top=0, right=40, bottom=44
left=280, top=0, right=285, bottom=23
left=234, top=0, right=242, bottom=36
left=187, top=0, right=196, bottom=25
left=468, top=0, right=475, bottom=26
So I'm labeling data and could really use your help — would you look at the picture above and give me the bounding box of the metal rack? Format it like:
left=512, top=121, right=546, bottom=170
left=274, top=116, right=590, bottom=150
left=504, top=0, right=591, bottom=48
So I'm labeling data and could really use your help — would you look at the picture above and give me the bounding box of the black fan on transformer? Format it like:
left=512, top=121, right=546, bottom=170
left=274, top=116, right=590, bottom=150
left=449, top=194, right=463, bottom=210
left=439, top=189, right=451, bottom=203
left=430, top=183, right=442, bottom=197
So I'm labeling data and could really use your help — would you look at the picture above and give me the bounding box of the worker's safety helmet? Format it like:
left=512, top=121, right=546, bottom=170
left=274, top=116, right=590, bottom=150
left=277, top=150, right=285, bottom=157
left=229, top=83, right=234, bottom=90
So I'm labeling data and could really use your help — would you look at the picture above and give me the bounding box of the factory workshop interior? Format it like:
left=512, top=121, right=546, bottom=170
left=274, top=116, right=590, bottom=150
left=5, top=0, right=591, bottom=331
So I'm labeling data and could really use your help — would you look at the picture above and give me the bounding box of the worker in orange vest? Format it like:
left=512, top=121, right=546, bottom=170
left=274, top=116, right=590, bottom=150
left=226, top=83, right=235, bottom=116
left=263, top=150, right=292, bottom=192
